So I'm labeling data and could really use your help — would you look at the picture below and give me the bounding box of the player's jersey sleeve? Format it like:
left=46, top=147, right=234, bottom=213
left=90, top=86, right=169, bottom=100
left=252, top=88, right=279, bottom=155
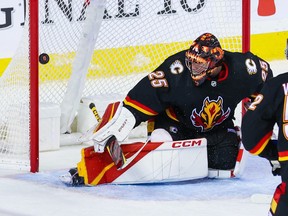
left=247, top=52, right=274, bottom=97
left=123, top=75, right=166, bottom=125
left=242, top=73, right=288, bottom=161
left=225, top=51, right=273, bottom=100
left=123, top=50, right=188, bottom=126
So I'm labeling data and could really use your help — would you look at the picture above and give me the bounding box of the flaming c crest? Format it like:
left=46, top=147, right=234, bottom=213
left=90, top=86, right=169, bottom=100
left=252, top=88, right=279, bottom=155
left=191, top=96, right=230, bottom=132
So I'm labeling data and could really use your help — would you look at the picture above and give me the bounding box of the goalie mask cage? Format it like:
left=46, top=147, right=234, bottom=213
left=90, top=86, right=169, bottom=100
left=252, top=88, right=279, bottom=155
left=0, top=0, right=250, bottom=172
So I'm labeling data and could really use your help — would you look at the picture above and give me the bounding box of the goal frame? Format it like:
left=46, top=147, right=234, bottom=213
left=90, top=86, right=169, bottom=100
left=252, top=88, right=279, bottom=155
left=29, top=0, right=251, bottom=173
left=30, top=0, right=39, bottom=173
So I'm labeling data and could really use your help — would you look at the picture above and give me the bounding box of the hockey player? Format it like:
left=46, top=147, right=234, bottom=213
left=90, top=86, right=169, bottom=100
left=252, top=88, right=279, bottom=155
left=65, top=33, right=273, bottom=186
left=242, top=73, right=288, bottom=216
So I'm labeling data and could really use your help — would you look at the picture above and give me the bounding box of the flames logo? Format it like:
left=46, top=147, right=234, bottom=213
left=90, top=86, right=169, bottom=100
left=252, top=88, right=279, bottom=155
left=191, top=96, right=230, bottom=132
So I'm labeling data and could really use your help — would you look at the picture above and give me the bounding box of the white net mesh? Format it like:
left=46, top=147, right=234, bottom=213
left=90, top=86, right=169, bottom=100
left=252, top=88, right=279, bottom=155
left=0, top=10, right=30, bottom=169
left=0, top=0, right=244, bottom=170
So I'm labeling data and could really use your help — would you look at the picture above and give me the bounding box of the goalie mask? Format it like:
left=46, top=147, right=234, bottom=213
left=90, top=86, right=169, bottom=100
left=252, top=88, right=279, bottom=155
left=185, top=33, right=224, bottom=86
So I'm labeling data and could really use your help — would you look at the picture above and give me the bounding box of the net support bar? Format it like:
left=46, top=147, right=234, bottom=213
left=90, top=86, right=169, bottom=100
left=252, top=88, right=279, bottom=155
left=30, top=0, right=39, bottom=173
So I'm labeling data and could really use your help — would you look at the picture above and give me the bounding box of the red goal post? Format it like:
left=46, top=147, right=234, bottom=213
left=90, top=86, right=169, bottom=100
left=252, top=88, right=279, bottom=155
left=0, top=0, right=250, bottom=172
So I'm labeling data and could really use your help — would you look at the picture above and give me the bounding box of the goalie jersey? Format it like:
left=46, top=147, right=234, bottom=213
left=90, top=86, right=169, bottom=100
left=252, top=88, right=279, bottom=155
left=242, top=73, right=288, bottom=162
left=123, top=50, right=273, bottom=134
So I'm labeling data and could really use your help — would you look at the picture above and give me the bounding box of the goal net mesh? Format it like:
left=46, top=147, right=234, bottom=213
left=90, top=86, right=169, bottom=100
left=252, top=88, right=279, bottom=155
left=0, top=0, right=243, bottom=170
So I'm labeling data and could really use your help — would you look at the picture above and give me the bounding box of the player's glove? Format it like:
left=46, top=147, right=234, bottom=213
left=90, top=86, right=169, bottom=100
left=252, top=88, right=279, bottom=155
left=269, top=160, right=281, bottom=176
left=243, top=98, right=252, bottom=112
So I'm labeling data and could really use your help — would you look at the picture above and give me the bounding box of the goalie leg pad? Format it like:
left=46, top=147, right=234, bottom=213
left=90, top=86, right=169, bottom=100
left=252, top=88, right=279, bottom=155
left=77, top=138, right=208, bottom=186
left=206, top=126, right=248, bottom=179
left=77, top=146, right=120, bottom=186
left=77, top=142, right=148, bottom=186
left=208, top=169, right=234, bottom=178
left=150, top=128, right=173, bottom=142
left=232, top=126, right=248, bottom=177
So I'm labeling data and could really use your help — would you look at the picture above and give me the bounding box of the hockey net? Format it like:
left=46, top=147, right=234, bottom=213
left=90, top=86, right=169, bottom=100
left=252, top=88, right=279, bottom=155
left=0, top=0, right=249, bottom=171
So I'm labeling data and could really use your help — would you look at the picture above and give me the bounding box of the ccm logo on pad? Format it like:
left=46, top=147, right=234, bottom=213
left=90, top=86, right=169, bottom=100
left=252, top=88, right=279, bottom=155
left=172, top=140, right=202, bottom=148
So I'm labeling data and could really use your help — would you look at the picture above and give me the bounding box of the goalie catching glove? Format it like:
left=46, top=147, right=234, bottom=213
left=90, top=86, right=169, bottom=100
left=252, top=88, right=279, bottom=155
left=86, top=101, right=136, bottom=153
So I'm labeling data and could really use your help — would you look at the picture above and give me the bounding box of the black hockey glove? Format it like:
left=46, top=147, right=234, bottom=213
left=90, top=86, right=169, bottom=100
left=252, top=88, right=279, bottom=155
left=269, top=160, right=281, bottom=176
left=243, top=99, right=251, bottom=112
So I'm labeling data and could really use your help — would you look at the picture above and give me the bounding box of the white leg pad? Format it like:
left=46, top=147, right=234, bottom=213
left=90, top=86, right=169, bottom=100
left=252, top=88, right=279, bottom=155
left=208, top=169, right=234, bottom=178
left=150, top=128, right=173, bottom=142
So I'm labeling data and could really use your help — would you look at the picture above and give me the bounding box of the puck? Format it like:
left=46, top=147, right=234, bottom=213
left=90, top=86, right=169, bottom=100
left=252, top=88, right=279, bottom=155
left=39, top=53, right=50, bottom=64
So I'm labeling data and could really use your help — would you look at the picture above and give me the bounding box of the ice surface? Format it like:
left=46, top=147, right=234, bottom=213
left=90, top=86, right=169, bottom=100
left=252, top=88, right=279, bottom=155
left=0, top=145, right=281, bottom=216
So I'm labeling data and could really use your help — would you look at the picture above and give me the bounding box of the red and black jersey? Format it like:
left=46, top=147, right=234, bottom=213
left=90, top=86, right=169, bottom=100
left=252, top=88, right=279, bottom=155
left=123, top=50, right=273, bottom=133
left=242, top=73, right=288, bottom=162
left=242, top=74, right=288, bottom=216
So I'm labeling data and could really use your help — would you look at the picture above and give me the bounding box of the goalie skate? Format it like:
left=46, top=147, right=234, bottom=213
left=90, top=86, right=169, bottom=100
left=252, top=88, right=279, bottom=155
left=59, top=167, right=84, bottom=186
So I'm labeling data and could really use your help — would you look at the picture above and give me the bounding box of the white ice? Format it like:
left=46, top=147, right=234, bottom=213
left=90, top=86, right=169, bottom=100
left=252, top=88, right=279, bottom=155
left=0, top=60, right=287, bottom=216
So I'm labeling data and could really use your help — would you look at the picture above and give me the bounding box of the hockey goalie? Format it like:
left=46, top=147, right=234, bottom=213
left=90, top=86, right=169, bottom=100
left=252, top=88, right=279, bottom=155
left=61, top=100, right=247, bottom=186
left=61, top=33, right=273, bottom=186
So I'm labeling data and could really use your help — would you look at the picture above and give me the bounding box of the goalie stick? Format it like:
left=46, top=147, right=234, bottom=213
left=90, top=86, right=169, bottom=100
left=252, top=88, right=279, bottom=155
left=89, top=102, right=126, bottom=170
left=120, top=138, right=150, bottom=170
